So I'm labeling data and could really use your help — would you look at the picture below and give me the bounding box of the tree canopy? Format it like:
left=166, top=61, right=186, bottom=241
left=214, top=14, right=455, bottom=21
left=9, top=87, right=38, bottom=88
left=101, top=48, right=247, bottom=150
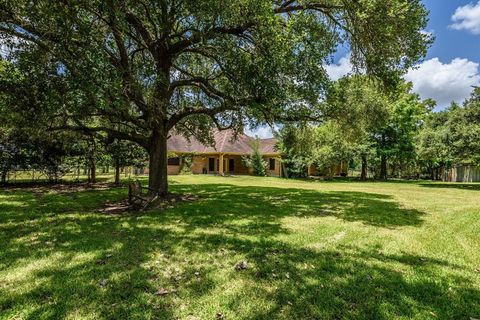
left=0, top=0, right=432, bottom=193
left=277, top=77, right=434, bottom=179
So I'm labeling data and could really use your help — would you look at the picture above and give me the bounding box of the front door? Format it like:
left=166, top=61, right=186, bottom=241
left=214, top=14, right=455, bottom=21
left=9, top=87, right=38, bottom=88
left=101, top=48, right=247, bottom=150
left=208, top=158, right=215, bottom=172
left=229, top=159, right=235, bottom=173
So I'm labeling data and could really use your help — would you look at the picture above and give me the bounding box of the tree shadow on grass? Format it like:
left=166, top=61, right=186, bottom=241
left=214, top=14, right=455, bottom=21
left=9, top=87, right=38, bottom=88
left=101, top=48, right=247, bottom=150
left=0, top=182, right=478, bottom=319
left=0, top=189, right=175, bottom=319
left=175, top=233, right=479, bottom=319
left=419, top=182, right=480, bottom=191
left=171, top=183, right=425, bottom=230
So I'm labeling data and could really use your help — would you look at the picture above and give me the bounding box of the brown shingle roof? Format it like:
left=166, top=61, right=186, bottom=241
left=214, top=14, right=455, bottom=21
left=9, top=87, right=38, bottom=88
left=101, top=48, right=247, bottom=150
left=259, top=138, right=278, bottom=154
left=167, top=129, right=279, bottom=155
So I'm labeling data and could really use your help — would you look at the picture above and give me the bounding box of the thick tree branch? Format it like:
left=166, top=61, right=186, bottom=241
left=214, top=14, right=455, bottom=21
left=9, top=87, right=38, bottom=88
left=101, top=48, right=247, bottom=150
left=125, top=11, right=155, bottom=49
left=168, top=22, right=256, bottom=54
left=49, top=124, right=149, bottom=148
left=274, top=2, right=343, bottom=13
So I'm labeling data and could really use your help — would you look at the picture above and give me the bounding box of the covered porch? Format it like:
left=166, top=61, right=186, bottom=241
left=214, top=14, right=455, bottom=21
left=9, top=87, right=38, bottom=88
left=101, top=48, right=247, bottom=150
left=191, top=153, right=251, bottom=175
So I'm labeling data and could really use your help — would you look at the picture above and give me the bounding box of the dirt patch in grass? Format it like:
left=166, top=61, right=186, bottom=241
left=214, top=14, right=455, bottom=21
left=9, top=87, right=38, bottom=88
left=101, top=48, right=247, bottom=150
left=1, top=182, right=120, bottom=194
left=97, top=199, right=133, bottom=215
left=98, top=193, right=199, bottom=215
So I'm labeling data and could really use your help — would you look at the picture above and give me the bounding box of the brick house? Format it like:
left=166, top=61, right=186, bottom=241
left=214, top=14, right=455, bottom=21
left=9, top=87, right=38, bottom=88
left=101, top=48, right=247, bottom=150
left=163, top=129, right=282, bottom=177
left=138, top=129, right=347, bottom=177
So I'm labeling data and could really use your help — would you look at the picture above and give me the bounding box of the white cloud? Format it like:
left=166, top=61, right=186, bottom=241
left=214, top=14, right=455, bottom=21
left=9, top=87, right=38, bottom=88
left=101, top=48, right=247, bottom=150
left=405, top=57, right=480, bottom=109
left=245, top=125, right=276, bottom=139
left=0, top=42, right=12, bottom=58
left=327, top=54, right=480, bottom=110
left=420, top=29, right=435, bottom=38
left=0, top=36, right=23, bottom=59
left=324, top=55, right=353, bottom=81
left=450, top=1, right=480, bottom=35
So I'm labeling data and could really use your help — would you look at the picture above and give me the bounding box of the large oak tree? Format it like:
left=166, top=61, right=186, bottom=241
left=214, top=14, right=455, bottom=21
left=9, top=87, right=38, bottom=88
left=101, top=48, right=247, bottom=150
left=0, top=0, right=431, bottom=194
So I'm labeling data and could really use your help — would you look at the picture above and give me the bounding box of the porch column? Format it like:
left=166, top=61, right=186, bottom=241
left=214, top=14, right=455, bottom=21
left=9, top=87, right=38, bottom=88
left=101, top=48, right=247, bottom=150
left=219, top=154, right=224, bottom=175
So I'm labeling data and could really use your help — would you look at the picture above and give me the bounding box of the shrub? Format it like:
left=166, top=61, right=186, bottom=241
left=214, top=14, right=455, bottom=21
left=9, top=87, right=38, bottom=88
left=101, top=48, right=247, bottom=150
left=243, top=138, right=267, bottom=176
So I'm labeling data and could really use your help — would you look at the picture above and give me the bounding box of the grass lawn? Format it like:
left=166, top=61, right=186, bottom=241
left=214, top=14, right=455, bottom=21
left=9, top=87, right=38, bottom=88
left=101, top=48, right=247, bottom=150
left=1, top=175, right=479, bottom=319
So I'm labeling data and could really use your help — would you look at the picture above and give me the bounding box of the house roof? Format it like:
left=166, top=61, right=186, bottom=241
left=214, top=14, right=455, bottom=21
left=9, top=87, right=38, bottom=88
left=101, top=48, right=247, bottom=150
left=167, top=129, right=279, bottom=155
left=259, top=138, right=277, bottom=154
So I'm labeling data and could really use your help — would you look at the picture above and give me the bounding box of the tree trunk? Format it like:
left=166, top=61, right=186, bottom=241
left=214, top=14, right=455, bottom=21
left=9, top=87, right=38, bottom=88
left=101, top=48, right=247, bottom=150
left=89, top=157, right=96, bottom=183
left=360, top=155, right=368, bottom=181
left=114, top=159, right=120, bottom=185
left=380, top=154, right=387, bottom=180
left=379, top=132, right=388, bottom=180
left=148, top=130, right=168, bottom=196
left=1, top=171, right=7, bottom=185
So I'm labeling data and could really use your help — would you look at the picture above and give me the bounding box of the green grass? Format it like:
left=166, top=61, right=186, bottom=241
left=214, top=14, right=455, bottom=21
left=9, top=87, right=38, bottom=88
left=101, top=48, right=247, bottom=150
left=1, top=175, right=479, bottom=320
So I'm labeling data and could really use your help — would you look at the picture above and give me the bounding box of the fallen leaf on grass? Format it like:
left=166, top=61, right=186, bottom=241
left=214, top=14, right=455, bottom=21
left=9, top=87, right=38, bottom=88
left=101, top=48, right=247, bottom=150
left=174, top=275, right=182, bottom=281
left=155, top=288, right=177, bottom=296
left=99, top=279, right=108, bottom=287
left=235, top=261, right=248, bottom=270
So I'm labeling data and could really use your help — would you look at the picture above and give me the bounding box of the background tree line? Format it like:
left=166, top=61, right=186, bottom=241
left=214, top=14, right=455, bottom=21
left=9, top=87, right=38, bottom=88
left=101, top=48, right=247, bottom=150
left=276, top=77, right=480, bottom=181
left=2, top=56, right=478, bottom=183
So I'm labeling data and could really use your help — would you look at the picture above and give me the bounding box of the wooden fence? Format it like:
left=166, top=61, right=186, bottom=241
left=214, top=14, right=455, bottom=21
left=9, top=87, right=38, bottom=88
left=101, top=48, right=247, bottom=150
left=444, top=165, right=480, bottom=182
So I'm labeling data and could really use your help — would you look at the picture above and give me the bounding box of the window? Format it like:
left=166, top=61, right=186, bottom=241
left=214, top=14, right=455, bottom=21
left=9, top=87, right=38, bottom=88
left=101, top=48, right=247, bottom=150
left=269, top=158, right=276, bottom=170
left=167, top=157, right=180, bottom=166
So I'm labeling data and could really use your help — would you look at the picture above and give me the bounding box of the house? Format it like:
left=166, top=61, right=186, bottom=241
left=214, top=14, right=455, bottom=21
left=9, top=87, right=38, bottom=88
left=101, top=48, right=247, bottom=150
left=164, top=129, right=283, bottom=177
left=139, top=129, right=346, bottom=177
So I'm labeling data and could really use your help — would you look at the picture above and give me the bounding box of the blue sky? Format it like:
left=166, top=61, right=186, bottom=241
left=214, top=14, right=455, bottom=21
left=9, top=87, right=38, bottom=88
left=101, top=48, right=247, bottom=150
left=251, top=0, right=480, bottom=138
left=423, top=0, right=480, bottom=62
left=327, top=0, right=480, bottom=110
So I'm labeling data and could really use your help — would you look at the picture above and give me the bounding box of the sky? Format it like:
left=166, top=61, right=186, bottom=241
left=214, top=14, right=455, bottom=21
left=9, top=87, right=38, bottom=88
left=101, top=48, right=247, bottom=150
left=250, top=0, right=480, bottom=138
